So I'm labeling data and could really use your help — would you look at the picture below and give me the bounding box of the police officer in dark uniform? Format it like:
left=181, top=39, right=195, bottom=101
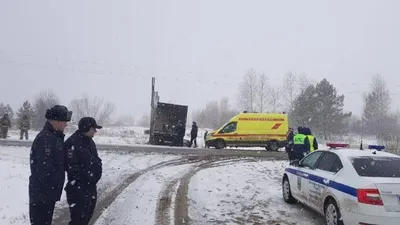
left=64, top=117, right=103, bottom=225
left=29, top=105, right=72, bottom=225
left=285, top=127, right=294, bottom=160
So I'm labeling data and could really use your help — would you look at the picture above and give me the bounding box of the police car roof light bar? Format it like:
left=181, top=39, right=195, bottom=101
left=326, top=143, right=349, bottom=149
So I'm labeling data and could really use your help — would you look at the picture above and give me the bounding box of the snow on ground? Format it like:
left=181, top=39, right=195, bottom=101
left=94, top=164, right=194, bottom=225
left=189, top=160, right=324, bottom=225
left=4, top=126, right=379, bottom=151
left=0, top=146, right=179, bottom=225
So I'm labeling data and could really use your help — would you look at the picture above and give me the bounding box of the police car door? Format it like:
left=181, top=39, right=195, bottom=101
left=294, top=151, right=325, bottom=203
left=305, top=152, right=344, bottom=213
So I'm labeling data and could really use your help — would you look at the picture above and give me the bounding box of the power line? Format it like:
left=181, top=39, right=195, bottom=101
left=0, top=50, right=237, bottom=79
left=0, top=59, right=242, bottom=86
left=1, top=52, right=400, bottom=97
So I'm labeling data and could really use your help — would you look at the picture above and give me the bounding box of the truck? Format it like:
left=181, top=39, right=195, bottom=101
left=149, top=102, right=188, bottom=146
left=205, top=112, right=289, bottom=151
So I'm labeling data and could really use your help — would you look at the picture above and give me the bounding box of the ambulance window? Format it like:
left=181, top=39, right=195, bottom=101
left=219, top=122, right=237, bottom=133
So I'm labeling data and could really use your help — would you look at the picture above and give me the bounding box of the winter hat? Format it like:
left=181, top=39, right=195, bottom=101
left=45, top=105, right=72, bottom=122
left=78, top=117, right=103, bottom=133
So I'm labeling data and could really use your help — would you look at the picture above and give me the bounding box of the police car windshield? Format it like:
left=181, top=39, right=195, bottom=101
left=350, top=156, right=400, bottom=177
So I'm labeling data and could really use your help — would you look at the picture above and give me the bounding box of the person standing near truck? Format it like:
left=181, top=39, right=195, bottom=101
left=190, top=121, right=198, bottom=148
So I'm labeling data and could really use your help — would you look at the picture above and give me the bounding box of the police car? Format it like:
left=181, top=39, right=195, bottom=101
left=282, top=143, right=400, bottom=225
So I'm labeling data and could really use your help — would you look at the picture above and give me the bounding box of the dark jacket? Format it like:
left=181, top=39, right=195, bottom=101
left=0, top=116, right=11, bottom=128
left=191, top=124, right=198, bottom=138
left=29, top=122, right=65, bottom=203
left=285, top=130, right=294, bottom=152
left=64, top=131, right=102, bottom=191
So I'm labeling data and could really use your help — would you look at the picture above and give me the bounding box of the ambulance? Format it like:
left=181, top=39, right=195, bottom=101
left=205, top=112, right=289, bottom=151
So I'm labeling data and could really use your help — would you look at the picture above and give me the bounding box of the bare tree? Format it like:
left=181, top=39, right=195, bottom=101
left=363, top=74, right=391, bottom=137
left=32, top=90, right=60, bottom=129
left=137, top=114, right=150, bottom=127
left=297, top=73, right=311, bottom=92
left=238, top=69, right=258, bottom=111
left=113, top=114, right=135, bottom=126
left=269, top=86, right=282, bottom=112
left=281, top=72, right=311, bottom=112
left=257, top=72, right=269, bottom=112
left=193, top=97, right=238, bottom=129
left=281, top=72, right=298, bottom=112
left=70, top=94, right=116, bottom=125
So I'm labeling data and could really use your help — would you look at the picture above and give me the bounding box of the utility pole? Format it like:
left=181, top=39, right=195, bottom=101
left=149, top=77, right=155, bottom=144
left=360, top=93, right=366, bottom=150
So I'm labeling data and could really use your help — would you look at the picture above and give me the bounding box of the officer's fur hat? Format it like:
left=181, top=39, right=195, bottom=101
left=45, top=105, right=72, bottom=122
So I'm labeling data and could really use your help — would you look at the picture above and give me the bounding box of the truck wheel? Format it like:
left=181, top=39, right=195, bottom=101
left=269, top=141, right=279, bottom=151
left=215, top=140, right=225, bottom=149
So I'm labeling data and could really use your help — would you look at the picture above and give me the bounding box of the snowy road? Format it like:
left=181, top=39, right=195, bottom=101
left=0, top=146, right=323, bottom=225
left=0, top=139, right=288, bottom=159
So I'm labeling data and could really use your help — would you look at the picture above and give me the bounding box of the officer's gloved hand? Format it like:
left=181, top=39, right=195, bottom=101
left=88, top=160, right=102, bottom=185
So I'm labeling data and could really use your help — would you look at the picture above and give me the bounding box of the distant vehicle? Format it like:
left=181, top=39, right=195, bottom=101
left=149, top=102, right=188, bottom=146
left=282, top=145, right=400, bottom=225
left=204, top=112, right=289, bottom=151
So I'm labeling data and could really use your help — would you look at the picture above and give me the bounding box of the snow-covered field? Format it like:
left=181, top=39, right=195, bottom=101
left=0, top=146, right=324, bottom=225
left=4, top=126, right=378, bottom=152
left=5, top=126, right=210, bottom=147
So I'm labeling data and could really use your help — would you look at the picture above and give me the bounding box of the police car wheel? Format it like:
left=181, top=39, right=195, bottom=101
left=282, top=176, right=295, bottom=204
left=324, top=199, right=343, bottom=225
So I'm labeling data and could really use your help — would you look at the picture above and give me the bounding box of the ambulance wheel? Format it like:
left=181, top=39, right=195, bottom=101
left=282, top=176, right=295, bottom=204
left=269, top=141, right=279, bottom=151
left=215, top=140, right=225, bottom=149
left=324, top=198, right=343, bottom=225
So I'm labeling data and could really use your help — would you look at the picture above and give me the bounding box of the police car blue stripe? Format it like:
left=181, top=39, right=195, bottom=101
left=285, top=168, right=357, bottom=197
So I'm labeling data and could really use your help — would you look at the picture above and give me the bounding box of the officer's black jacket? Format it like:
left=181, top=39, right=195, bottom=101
left=64, top=131, right=102, bottom=190
left=29, top=121, right=65, bottom=203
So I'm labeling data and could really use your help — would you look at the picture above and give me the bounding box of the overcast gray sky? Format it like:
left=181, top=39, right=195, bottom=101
left=1, top=0, right=399, bottom=120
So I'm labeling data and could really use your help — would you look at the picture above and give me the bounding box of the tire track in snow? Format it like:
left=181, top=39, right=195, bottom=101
left=52, top=155, right=215, bottom=225
left=154, top=157, right=265, bottom=225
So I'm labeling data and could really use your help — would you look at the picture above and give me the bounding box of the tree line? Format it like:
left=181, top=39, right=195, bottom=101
left=193, top=70, right=398, bottom=148
left=0, top=90, right=117, bottom=130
